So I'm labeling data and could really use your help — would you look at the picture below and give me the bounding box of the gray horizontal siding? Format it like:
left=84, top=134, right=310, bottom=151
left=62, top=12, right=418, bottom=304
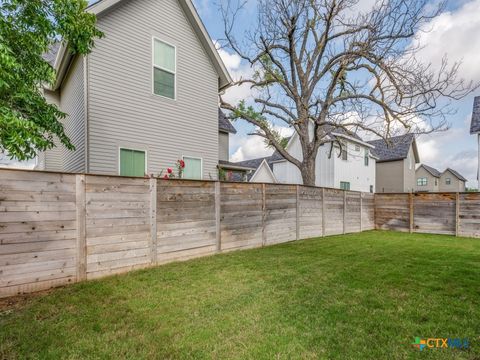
left=42, top=90, right=63, bottom=171
left=60, top=56, right=85, bottom=172
left=88, top=0, right=219, bottom=178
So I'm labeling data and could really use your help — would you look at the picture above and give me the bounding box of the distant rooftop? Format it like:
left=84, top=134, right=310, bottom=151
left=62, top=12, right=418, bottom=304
left=368, top=134, right=417, bottom=163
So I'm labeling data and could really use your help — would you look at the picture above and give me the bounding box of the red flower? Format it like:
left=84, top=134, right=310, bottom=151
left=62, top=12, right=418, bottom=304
left=179, top=160, right=185, bottom=168
left=167, top=168, right=173, bottom=174
left=163, top=174, right=169, bottom=179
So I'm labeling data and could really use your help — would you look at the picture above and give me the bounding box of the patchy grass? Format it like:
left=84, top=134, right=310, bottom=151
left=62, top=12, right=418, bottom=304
left=1, top=231, right=479, bottom=359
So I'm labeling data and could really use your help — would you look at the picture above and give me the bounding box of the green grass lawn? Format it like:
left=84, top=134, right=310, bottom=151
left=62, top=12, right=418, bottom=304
left=1, top=231, right=479, bottom=359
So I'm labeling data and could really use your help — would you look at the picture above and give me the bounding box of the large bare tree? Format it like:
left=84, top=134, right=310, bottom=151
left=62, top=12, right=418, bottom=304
left=219, top=0, right=475, bottom=186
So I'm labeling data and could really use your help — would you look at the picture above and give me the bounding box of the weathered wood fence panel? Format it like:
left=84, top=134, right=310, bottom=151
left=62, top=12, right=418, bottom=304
left=220, top=182, right=263, bottom=251
left=0, top=170, right=77, bottom=297
left=0, top=169, right=376, bottom=298
left=298, top=187, right=323, bottom=239
left=413, top=193, right=456, bottom=235
left=361, top=193, right=375, bottom=231
left=324, top=189, right=344, bottom=236
left=345, top=191, right=361, bottom=234
left=374, top=194, right=410, bottom=232
left=156, top=180, right=217, bottom=263
left=459, top=193, right=480, bottom=238
left=265, top=184, right=297, bottom=245
left=85, top=175, right=151, bottom=279
left=374, top=192, right=480, bottom=237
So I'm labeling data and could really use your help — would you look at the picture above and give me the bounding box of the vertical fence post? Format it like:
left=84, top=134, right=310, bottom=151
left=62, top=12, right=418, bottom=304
left=321, top=188, right=326, bottom=237
left=343, top=190, right=347, bottom=235
left=360, top=192, right=363, bottom=233
left=296, top=185, right=300, bottom=241
left=215, top=181, right=221, bottom=252
left=149, top=177, right=157, bottom=264
left=262, top=183, right=266, bottom=246
left=409, top=193, right=414, bottom=233
left=75, top=174, right=87, bottom=282
left=455, top=192, right=460, bottom=237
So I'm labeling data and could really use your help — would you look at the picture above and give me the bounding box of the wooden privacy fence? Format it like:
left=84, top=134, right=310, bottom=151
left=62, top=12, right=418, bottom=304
left=375, top=192, right=480, bottom=237
left=0, top=169, right=374, bottom=298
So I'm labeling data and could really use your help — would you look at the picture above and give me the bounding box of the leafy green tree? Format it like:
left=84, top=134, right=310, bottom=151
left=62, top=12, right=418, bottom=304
left=0, top=0, right=102, bottom=160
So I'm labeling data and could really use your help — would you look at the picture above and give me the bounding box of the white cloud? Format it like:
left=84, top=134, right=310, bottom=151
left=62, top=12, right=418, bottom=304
left=230, top=125, right=294, bottom=162
left=413, top=0, right=480, bottom=83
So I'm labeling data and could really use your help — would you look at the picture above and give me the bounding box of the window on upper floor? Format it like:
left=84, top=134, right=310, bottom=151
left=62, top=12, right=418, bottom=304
left=153, top=38, right=176, bottom=99
left=446, top=178, right=451, bottom=185
left=417, top=177, right=427, bottom=186
left=364, top=149, right=369, bottom=166
left=355, top=145, right=360, bottom=151
left=370, top=185, right=373, bottom=193
left=435, top=178, right=438, bottom=186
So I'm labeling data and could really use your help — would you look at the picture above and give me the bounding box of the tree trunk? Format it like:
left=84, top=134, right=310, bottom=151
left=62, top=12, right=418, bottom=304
left=300, top=158, right=316, bottom=187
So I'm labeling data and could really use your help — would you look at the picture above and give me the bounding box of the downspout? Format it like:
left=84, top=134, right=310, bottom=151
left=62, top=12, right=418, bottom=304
left=83, top=55, right=89, bottom=173
left=478, top=134, right=480, bottom=190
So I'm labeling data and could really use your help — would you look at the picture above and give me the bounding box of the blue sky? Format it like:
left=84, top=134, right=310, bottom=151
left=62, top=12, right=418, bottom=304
left=195, top=0, right=480, bottom=187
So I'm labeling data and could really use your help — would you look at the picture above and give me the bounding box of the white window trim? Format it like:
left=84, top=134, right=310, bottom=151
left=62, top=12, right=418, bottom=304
left=182, top=155, right=203, bottom=180
left=118, top=146, right=148, bottom=176
left=152, top=37, right=177, bottom=100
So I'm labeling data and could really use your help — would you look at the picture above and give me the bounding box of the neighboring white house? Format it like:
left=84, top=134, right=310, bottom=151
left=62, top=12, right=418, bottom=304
left=235, top=126, right=377, bottom=192
left=38, top=0, right=232, bottom=179
left=470, top=96, right=480, bottom=189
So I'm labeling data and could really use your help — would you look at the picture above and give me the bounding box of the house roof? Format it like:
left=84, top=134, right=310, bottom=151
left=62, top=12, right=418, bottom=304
left=420, top=164, right=441, bottom=178
left=47, top=0, right=232, bottom=91
left=218, top=160, right=255, bottom=171
left=233, top=157, right=275, bottom=181
left=471, top=96, right=480, bottom=134
left=368, top=134, right=419, bottom=163
left=43, top=42, right=61, bottom=67
left=445, top=168, right=468, bottom=182
left=218, top=110, right=237, bottom=134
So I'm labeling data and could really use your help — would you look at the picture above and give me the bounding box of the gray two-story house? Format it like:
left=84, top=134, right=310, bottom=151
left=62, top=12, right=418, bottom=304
left=39, top=0, right=232, bottom=179
left=368, top=134, right=420, bottom=193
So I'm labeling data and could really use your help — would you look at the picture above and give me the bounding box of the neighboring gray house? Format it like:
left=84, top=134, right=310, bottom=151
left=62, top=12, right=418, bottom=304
left=368, top=134, right=420, bottom=193
left=415, top=164, right=441, bottom=192
left=39, top=0, right=232, bottom=179
left=471, top=96, right=480, bottom=188
left=416, top=164, right=467, bottom=192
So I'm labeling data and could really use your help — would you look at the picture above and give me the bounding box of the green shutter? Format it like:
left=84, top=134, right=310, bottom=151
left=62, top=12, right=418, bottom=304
left=183, top=157, right=202, bottom=179
left=120, top=149, right=145, bottom=177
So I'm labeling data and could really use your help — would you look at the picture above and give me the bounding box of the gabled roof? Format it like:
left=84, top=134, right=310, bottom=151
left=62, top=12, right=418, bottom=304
left=48, top=0, right=232, bottom=91
left=419, top=164, right=441, bottom=178
left=471, top=96, right=480, bottom=134
left=368, top=134, right=419, bottom=163
left=218, top=110, right=237, bottom=134
left=233, top=157, right=276, bottom=181
left=444, top=168, right=468, bottom=182
left=249, top=159, right=277, bottom=183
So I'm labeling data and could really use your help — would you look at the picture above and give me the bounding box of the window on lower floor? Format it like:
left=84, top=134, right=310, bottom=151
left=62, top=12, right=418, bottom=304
left=182, top=156, right=202, bottom=179
left=417, top=177, right=427, bottom=186
left=340, top=181, right=350, bottom=190
left=119, top=148, right=146, bottom=177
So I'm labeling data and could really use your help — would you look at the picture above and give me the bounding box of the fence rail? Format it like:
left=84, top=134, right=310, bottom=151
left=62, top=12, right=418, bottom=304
left=374, top=192, right=480, bottom=237
left=0, top=169, right=374, bottom=298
